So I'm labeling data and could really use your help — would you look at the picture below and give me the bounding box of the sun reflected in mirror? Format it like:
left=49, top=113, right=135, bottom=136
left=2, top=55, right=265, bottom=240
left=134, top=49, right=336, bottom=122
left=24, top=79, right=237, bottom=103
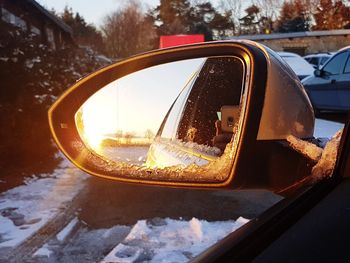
left=76, top=58, right=207, bottom=162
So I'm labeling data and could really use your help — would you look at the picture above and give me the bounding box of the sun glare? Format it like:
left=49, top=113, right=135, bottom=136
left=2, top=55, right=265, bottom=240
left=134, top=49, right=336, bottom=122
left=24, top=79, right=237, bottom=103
left=83, top=125, right=104, bottom=149
left=74, top=58, right=205, bottom=150
left=76, top=101, right=115, bottom=150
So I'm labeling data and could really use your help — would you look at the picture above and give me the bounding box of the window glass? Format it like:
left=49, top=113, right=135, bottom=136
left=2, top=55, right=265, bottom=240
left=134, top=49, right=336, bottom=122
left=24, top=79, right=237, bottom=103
left=323, top=52, right=348, bottom=75
left=309, top=57, right=318, bottom=66
left=160, top=73, right=196, bottom=139
left=1, top=7, right=15, bottom=24
left=1, top=8, right=27, bottom=31
left=320, top=56, right=329, bottom=65
left=15, top=16, right=27, bottom=31
left=344, top=55, right=350, bottom=73
left=159, top=56, right=244, bottom=153
left=31, top=25, right=41, bottom=35
left=46, top=27, right=56, bottom=49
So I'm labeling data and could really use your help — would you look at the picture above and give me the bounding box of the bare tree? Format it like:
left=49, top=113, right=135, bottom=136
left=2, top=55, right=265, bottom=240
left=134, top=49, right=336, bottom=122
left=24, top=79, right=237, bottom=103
left=115, top=130, right=123, bottom=144
left=124, top=132, right=136, bottom=145
left=252, top=0, right=282, bottom=21
left=101, top=0, right=156, bottom=59
left=144, top=129, right=155, bottom=142
left=219, top=0, right=242, bottom=35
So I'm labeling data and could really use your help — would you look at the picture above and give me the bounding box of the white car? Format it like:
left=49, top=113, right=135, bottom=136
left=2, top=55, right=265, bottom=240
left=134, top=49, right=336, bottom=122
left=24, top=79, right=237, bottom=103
left=304, top=53, right=333, bottom=69
left=277, top=52, right=315, bottom=80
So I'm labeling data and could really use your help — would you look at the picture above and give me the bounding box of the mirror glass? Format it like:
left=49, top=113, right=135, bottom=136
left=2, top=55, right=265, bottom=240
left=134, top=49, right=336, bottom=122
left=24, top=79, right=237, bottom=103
left=75, top=56, right=247, bottom=183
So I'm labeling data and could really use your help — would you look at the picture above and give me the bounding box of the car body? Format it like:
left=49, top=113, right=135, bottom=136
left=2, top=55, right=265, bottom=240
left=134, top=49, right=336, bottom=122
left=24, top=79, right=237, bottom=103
left=48, top=40, right=349, bottom=262
left=304, top=52, right=333, bottom=69
left=302, top=46, right=350, bottom=113
left=277, top=51, right=315, bottom=80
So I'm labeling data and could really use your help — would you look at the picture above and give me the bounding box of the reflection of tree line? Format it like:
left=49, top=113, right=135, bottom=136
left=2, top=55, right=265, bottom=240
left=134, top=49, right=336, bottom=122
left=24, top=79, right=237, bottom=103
left=101, top=129, right=155, bottom=147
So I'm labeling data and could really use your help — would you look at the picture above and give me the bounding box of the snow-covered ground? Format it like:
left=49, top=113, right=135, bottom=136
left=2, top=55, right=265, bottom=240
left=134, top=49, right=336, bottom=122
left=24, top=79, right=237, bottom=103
left=0, top=118, right=344, bottom=262
left=0, top=155, right=251, bottom=262
left=0, top=159, right=88, bottom=248
left=102, top=217, right=249, bottom=263
left=314, top=118, right=344, bottom=138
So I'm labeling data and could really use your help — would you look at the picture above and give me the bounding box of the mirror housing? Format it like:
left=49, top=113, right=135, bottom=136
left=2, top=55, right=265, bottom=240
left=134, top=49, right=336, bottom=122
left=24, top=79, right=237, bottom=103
left=49, top=41, right=314, bottom=190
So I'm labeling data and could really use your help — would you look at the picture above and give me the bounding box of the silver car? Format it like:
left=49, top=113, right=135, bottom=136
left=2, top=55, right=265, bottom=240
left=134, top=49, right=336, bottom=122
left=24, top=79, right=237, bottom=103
left=302, top=46, right=350, bottom=113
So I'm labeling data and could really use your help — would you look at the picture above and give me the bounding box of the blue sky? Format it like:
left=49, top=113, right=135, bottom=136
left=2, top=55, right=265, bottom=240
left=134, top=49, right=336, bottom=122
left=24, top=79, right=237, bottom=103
left=36, top=0, right=221, bottom=27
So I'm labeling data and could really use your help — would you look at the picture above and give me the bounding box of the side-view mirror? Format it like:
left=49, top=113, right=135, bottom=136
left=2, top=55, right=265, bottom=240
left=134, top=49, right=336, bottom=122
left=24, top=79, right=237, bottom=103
left=314, top=69, right=322, bottom=77
left=49, top=41, right=315, bottom=192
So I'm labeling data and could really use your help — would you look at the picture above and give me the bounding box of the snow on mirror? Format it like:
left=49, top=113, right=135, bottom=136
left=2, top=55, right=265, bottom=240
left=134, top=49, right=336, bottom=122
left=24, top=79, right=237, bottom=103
left=75, top=56, right=247, bottom=183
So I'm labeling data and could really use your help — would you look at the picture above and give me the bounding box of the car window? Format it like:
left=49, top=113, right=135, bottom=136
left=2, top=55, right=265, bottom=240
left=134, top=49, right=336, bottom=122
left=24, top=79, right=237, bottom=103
left=159, top=72, right=197, bottom=139
left=344, top=55, right=350, bottom=73
left=308, top=57, right=318, bottom=66
left=320, top=56, right=329, bottom=65
left=322, top=52, right=349, bottom=75
left=159, top=56, right=244, bottom=152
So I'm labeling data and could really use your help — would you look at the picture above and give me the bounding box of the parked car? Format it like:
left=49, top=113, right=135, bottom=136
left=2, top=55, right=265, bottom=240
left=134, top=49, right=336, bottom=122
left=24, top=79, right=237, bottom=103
left=49, top=40, right=349, bottom=262
left=304, top=52, right=333, bottom=69
left=277, top=51, right=315, bottom=80
left=302, top=46, right=350, bottom=113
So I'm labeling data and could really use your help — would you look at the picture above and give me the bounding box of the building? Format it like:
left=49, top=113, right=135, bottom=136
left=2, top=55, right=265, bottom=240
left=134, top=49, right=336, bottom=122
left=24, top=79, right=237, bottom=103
left=230, top=30, right=350, bottom=56
left=0, top=0, right=73, bottom=49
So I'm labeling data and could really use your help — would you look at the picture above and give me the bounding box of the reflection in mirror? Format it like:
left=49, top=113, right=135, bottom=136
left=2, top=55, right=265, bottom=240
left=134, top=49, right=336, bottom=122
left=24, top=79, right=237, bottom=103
left=75, top=56, right=247, bottom=183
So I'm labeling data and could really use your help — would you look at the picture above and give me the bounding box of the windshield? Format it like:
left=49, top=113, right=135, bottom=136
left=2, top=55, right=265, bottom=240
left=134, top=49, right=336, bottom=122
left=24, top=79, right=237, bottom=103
left=1, top=0, right=347, bottom=262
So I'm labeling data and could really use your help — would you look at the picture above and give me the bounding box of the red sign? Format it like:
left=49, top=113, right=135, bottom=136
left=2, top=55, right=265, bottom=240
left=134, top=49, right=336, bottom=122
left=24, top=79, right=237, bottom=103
left=159, top=34, right=204, bottom=48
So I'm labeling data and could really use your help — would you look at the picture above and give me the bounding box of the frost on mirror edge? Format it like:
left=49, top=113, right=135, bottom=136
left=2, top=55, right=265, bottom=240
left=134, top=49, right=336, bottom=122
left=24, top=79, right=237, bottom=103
left=74, top=56, right=247, bottom=183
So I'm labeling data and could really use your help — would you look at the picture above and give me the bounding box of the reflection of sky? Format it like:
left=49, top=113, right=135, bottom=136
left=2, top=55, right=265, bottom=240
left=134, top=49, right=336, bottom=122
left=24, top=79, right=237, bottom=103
left=81, top=58, right=205, bottom=137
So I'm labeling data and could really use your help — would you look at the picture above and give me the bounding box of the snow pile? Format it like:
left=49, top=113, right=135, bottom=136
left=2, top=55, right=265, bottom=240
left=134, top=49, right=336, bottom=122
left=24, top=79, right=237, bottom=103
left=33, top=243, right=52, bottom=257
left=287, top=119, right=344, bottom=182
left=0, top=160, right=87, bottom=248
left=102, top=217, right=249, bottom=262
left=287, top=135, right=323, bottom=163
left=56, top=217, right=79, bottom=242
left=311, top=129, right=343, bottom=181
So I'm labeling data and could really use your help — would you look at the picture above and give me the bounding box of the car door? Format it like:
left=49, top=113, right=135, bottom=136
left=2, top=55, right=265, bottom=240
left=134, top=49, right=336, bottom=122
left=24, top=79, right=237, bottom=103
left=307, top=51, right=348, bottom=110
left=336, top=53, right=350, bottom=111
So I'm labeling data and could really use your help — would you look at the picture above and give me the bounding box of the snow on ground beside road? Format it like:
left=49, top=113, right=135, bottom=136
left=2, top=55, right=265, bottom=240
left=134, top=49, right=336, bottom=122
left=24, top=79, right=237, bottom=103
left=102, top=217, right=249, bottom=263
left=0, top=159, right=88, bottom=248
left=314, top=118, right=344, bottom=138
left=33, top=243, right=52, bottom=258
left=56, top=217, right=79, bottom=242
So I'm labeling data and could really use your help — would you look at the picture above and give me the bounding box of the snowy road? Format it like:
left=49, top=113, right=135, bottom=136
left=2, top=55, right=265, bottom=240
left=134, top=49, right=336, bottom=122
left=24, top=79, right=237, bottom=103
left=0, top=118, right=344, bottom=262
left=0, top=160, right=279, bottom=262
